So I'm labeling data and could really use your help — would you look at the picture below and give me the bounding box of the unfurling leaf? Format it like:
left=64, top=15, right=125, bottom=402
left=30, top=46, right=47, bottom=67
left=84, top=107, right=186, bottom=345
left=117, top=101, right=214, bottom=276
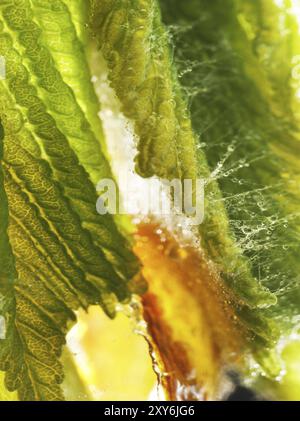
left=90, top=0, right=300, bottom=393
left=1, top=0, right=300, bottom=401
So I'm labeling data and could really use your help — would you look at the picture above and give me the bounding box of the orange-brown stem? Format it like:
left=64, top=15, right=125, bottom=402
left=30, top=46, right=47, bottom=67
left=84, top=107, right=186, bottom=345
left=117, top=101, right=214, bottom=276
left=134, top=223, right=246, bottom=400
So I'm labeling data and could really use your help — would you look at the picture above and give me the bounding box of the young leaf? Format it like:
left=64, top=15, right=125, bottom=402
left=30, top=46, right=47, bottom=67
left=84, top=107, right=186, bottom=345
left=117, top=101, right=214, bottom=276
left=90, top=0, right=300, bottom=382
left=159, top=0, right=300, bottom=372
left=89, top=0, right=198, bottom=181
left=0, top=0, right=139, bottom=400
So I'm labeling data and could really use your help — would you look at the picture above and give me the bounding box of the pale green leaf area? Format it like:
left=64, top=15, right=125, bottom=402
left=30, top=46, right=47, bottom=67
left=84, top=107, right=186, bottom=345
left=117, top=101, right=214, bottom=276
left=262, top=339, right=300, bottom=400
left=0, top=371, right=17, bottom=401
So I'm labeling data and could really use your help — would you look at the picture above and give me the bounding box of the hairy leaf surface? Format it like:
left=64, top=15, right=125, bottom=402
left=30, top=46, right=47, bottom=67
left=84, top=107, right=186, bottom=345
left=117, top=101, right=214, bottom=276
left=0, top=0, right=300, bottom=401
left=0, top=0, right=139, bottom=400
left=90, top=0, right=300, bottom=379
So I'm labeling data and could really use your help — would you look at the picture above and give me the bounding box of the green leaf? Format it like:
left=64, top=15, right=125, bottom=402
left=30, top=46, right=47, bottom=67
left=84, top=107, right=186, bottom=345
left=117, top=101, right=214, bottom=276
left=1, top=0, right=300, bottom=400
left=90, top=0, right=300, bottom=380
left=158, top=0, right=300, bottom=372
left=0, top=0, right=139, bottom=400
left=0, top=372, right=18, bottom=401
left=89, top=0, right=198, bottom=181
